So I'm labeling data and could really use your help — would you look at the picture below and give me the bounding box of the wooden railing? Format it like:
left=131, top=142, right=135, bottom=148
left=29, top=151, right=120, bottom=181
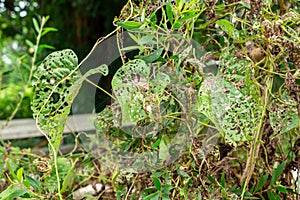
left=0, top=114, right=96, bottom=140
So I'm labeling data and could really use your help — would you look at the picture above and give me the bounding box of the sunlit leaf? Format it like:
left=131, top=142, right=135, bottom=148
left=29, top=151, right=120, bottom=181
left=25, top=39, right=35, bottom=48
left=216, top=19, right=240, bottom=42
left=275, top=185, right=288, bottom=194
left=32, top=18, right=40, bottom=33
left=31, top=49, right=81, bottom=153
left=16, top=167, right=23, bottom=182
left=37, top=44, right=56, bottom=54
left=116, top=21, right=142, bottom=30
left=41, top=27, right=58, bottom=37
left=153, top=177, right=161, bottom=190
left=166, top=3, right=174, bottom=24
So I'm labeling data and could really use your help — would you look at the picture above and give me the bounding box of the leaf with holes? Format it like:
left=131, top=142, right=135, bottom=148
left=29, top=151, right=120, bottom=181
left=31, top=49, right=81, bottom=153
left=112, top=59, right=170, bottom=139
left=269, top=91, right=299, bottom=134
left=198, top=76, right=256, bottom=146
left=111, top=59, right=150, bottom=125
left=111, top=59, right=171, bottom=127
left=32, top=49, right=109, bottom=154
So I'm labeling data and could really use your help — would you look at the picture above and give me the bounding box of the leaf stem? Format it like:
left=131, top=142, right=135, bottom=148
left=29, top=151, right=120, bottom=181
left=241, top=53, right=274, bottom=199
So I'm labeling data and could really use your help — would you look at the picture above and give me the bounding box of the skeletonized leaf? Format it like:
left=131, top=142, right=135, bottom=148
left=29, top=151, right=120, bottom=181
left=31, top=49, right=81, bottom=153
left=269, top=92, right=299, bottom=134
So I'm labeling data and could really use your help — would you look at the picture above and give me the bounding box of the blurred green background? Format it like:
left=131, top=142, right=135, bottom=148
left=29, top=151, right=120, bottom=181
left=0, top=0, right=126, bottom=119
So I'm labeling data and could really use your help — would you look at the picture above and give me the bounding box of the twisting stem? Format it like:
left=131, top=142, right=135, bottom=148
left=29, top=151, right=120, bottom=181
left=240, top=54, right=274, bottom=199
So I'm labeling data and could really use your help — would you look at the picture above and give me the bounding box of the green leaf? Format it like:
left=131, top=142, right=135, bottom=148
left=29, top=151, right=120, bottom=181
left=177, top=12, right=198, bottom=23
left=0, top=184, right=28, bottom=200
left=128, top=32, right=140, bottom=43
left=31, top=49, right=81, bottom=154
left=207, top=176, right=215, bottom=183
left=216, top=19, right=240, bottom=42
left=177, top=169, right=190, bottom=178
left=150, top=12, right=157, bottom=24
left=141, top=187, right=157, bottom=196
left=41, top=27, right=58, bottom=36
left=161, top=185, right=173, bottom=194
left=170, top=55, right=179, bottom=60
left=32, top=18, right=40, bottom=33
left=230, top=188, right=253, bottom=197
left=162, top=195, right=171, bottom=200
left=269, top=91, right=299, bottom=134
left=152, top=139, right=161, bottom=149
left=111, top=59, right=150, bottom=125
left=44, top=15, right=50, bottom=23
left=198, top=21, right=209, bottom=29
left=166, top=3, right=173, bottom=24
left=254, top=172, right=269, bottom=192
left=275, top=185, right=288, bottom=194
left=61, top=159, right=77, bottom=193
left=16, top=167, right=23, bottom=182
left=23, top=180, right=31, bottom=188
left=37, top=44, right=56, bottom=54
left=140, top=48, right=163, bottom=63
left=141, top=8, right=146, bottom=22
left=173, top=21, right=182, bottom=29
left=153, top=177, right=161, bottom=191
left=267, top=191, right=281, bottom=200
left=239, top=1, right=251, bottom=9
left=82, top=64, right=109, bottom=78
left=198, top=76, right=255, bottom=146
left=121, top=45, right=140, bottom=51
left=270, top=160, right=287, bottom=186
left=139, top=35, right=155, bottom=45
left=116, top=21, right=142, bottom=30
left=144, top=192, right=159, bottom=200
left=159, top=138, right=169, bottom=161
left=176, top=0, right=184, bottom=11
left=172, top=12, right=198, bottom=29
left=221, top=172, right=225, bottom=188
left=25, top=40, right=35, bottom=48
left=6, top=162, right=17, bottom=181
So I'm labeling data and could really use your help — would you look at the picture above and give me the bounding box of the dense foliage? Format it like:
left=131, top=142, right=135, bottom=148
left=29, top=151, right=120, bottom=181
left=0, top=0, right=299, bottom=199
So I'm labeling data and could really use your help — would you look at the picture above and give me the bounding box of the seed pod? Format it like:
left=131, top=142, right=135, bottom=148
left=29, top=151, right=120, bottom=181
left=245, top=41, right=265, bottom=63
left=249, top=47, right=265, bottom=63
